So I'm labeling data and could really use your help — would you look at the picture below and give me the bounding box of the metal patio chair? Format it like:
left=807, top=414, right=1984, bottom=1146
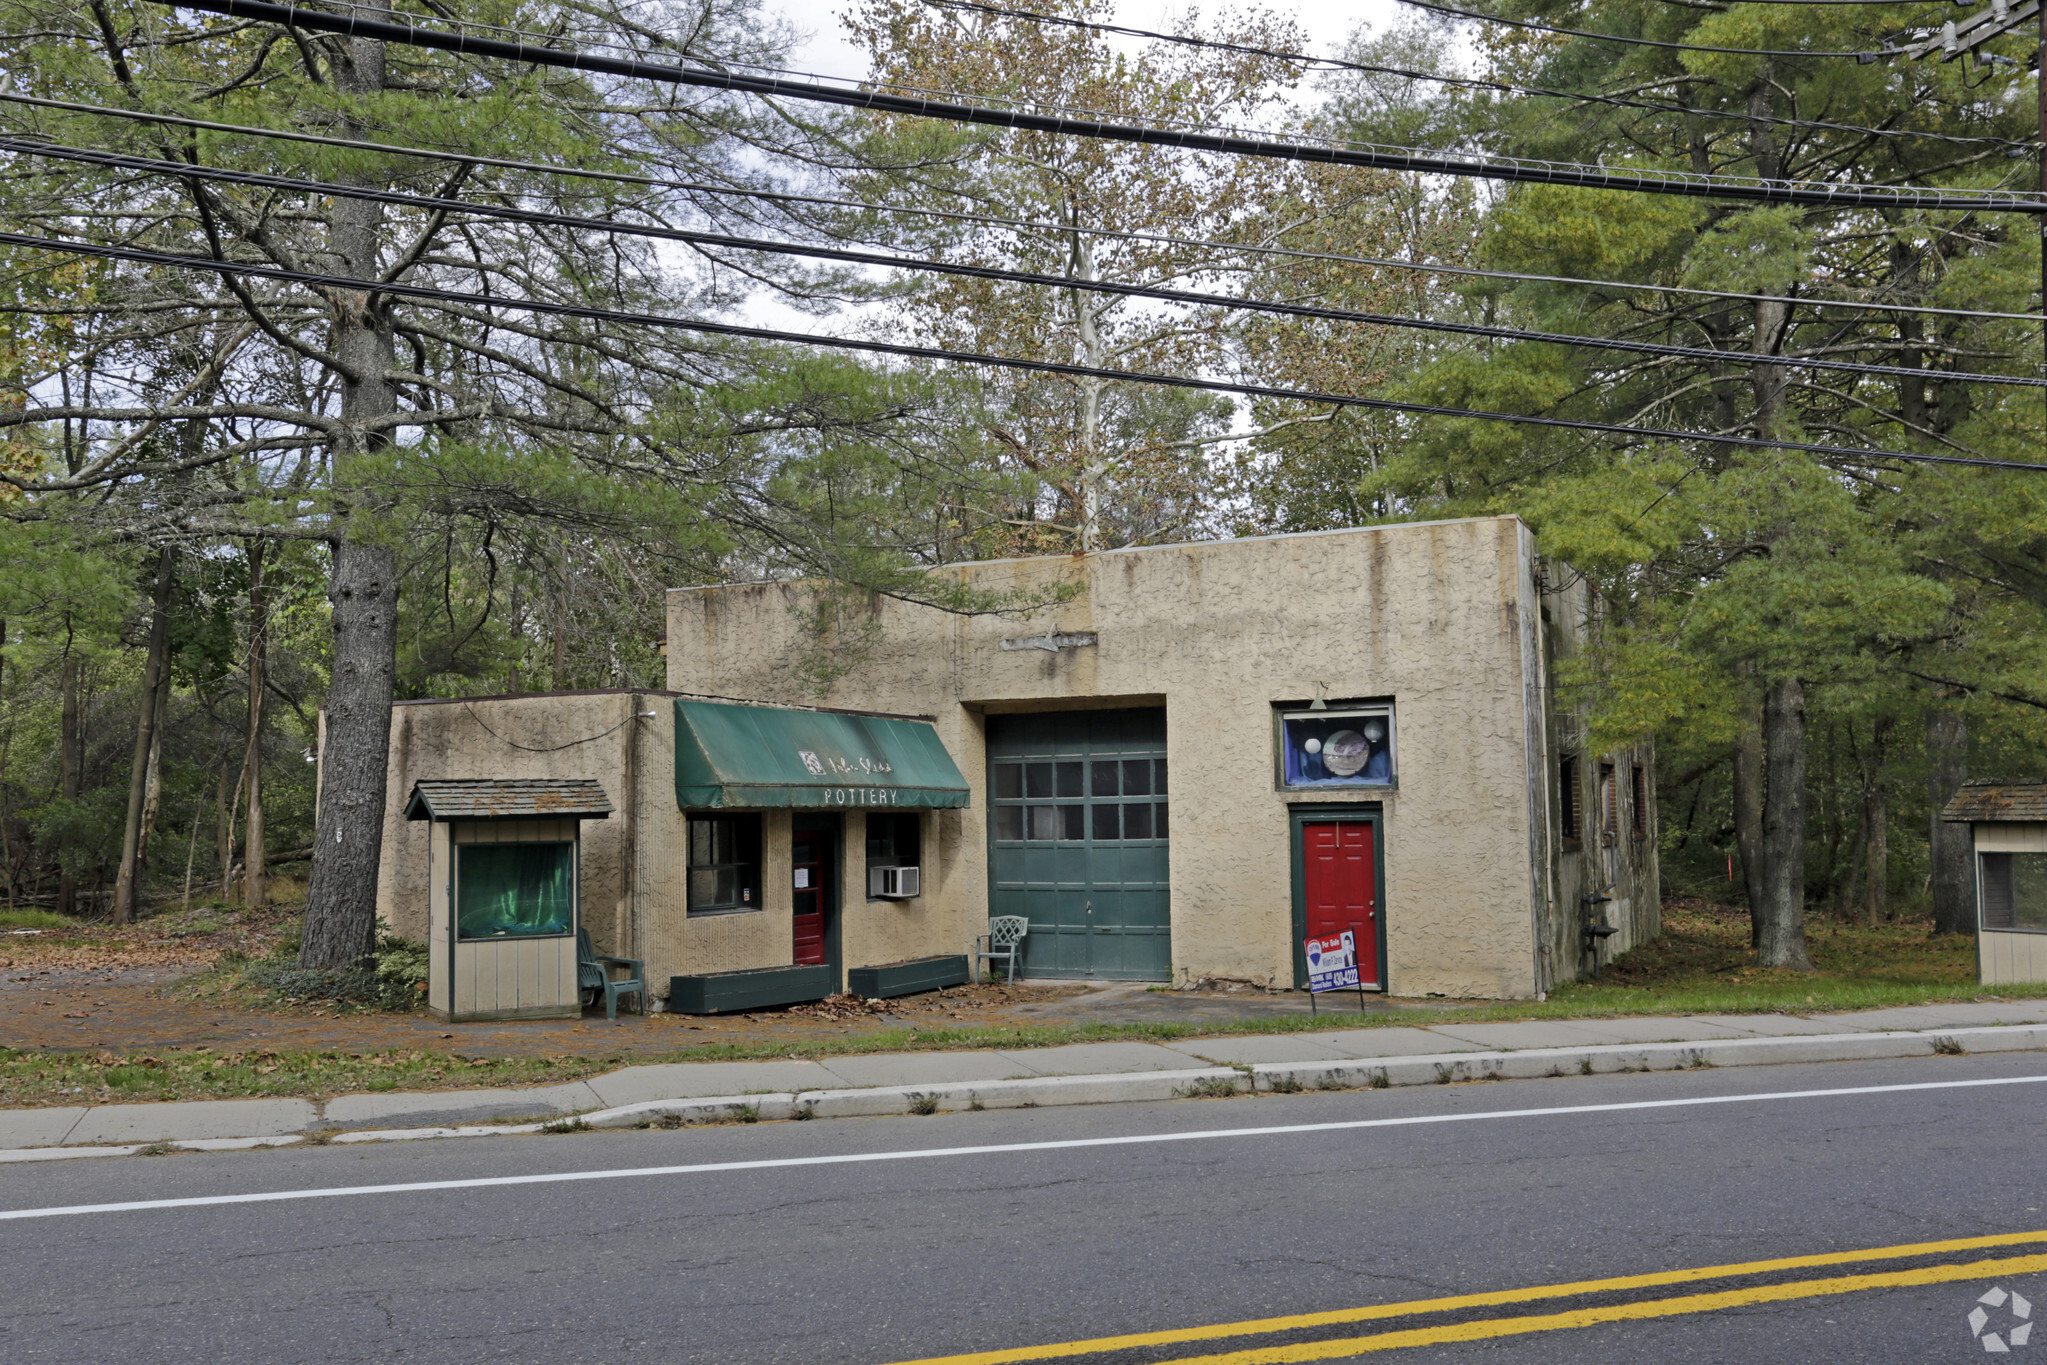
left=974, top=915, right=1030, bottom=985
left=578, top=928, right=647, bottom=1020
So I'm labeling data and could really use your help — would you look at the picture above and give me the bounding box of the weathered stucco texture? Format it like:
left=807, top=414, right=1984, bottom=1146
left=664, top=516, right=1653, bottom=999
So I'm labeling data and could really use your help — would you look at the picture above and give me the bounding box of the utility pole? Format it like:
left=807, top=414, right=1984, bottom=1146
left=1904, top=0, right=2047, bottom=405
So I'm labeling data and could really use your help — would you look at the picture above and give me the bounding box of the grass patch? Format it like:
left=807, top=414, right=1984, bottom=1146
left=0, top=1047, right=601, bottom=1108
left=0, top=908, right=78, bottom=931
left=0, top=901, right=2029, bottom=1108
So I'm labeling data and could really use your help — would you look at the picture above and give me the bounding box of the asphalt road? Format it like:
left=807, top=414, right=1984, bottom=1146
left=3, top=1052, right=2045, bottom=1364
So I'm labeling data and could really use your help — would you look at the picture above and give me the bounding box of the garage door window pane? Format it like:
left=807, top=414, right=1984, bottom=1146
left=1029, top=805, right=1058, bottom=840
left=995, top=806, right=1024, bottom=841
left=1092, top=761, right=1119, bottom=796
left=1092, top=804, right=1120, bottom=841
left=1026, top=763, right=1054, bottom=798
left=1057, top=761, right=1084, bottom=798
left=994, top=763, right=1022, bottom=799
left=1154, top=758, right=1167, bottom=795
left=1060, top=804, right=1085, bottom=840
left=1124, top=802, right=1153, bottom=839
left=458, top=842, right=573, bottom=939
left=1155, top=801, right=1168, bottom=835
left=1122, top=760, right=1152, bottom=796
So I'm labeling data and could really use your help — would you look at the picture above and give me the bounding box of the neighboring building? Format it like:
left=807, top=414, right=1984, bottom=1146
left=376, top=515, right=1658, bottom=1014
left=1941, top=780, right=2047, bottom=985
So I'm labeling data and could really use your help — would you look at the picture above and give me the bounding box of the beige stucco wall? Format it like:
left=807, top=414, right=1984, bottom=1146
left=664, top=515, right=1649, bottom=999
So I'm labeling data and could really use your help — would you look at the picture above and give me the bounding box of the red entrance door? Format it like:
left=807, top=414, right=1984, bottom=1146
left=792, top=831, right=828, bottom=966
left=1302, top=822, right=1379, bottom=986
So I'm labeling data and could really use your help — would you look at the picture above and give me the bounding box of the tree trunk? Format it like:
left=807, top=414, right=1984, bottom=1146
left=136, top=666, right=170, bottom=875
left=300, top=13, right=403, bottom=970
left=57, top=641, right=79, bottom=916
left=1069, top=215, right=1108, bottom=552
left=1928, top=696, right=1974, bottom=936
left=300, top=539, right=398, bottom=966
left=1860, top=715, right=1891, bottom=924
left=217, top=759, right=239, bottom=898
left=241, top=540, right=268, bottom=910
left=1731, top=694, right=1767, bottom=946
left=112, top=544, right=176, bottom=924
left=1745, top=75, right=1792, bottom=436
left=1755, top=677, right=1815, bottom=970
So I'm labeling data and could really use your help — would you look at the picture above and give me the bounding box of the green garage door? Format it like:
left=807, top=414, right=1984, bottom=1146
left=987, top=709, right=1170, bottom=980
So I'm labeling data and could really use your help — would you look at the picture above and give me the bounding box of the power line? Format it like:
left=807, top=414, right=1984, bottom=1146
left=16, top=135, right=2036, bottom=388
left=150, top=0, right=2047, bottom=214
left=12, top=89, right=2038, bottom=322
left=1, top=229, right=2033, bottom=472
left=919, top=0, right=2025, bottom=148
left=1400, top=0, right=1896, bottom=58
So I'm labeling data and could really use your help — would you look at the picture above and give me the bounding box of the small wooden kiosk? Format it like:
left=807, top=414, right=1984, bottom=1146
left=1941, top=780, right=2047, bottom=986
left=405, top=777, right=614, bottom=1021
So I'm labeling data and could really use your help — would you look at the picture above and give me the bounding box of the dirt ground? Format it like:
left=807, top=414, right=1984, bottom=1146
left=0, top=908, right=1406, bottom=1060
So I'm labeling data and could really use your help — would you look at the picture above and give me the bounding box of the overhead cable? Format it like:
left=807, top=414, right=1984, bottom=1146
left=149, top=1, right=2047, bottom=214
left=11, top=90, right=2037, bottom=321
left=1, top=230, right=2033, bottom=472
left=14, top=136, right=2036, bottom=387
left=919, top=0, right=2023, bottom=147
left=1399, top=0, right=1894, bottom=58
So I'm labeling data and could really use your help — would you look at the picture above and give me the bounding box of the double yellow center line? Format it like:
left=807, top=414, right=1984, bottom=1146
left=887, top=1230, right=2047, bottom=1364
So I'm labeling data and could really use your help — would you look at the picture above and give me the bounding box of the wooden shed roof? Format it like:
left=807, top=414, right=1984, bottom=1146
left=404, top=778, right=613, bottom=821
left=1940, top=780, right=2047, bottom=823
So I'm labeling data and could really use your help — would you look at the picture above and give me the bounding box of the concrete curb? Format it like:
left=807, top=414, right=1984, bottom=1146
left=577, top=1068, right=1246, bottom=1129
left=5, top=1023, right=2045, bottom=1159
left=1247, top=1025, right=2047, bottom=1092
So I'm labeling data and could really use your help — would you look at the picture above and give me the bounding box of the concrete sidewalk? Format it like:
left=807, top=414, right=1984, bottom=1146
left=10, top=999, right=2047, bottom=1160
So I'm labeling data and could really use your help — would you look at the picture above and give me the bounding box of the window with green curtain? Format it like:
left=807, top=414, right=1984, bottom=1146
left=457, top=841, right=574, bottom=939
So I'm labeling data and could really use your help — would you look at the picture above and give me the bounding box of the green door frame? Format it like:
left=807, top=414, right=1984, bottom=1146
left=1289, top=803, right=1387, bottom=991
left=792, top=811, right=844, bottom=989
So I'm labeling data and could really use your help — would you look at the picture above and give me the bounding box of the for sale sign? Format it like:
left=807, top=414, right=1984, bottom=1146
left=1305, top=931, right=1360, bottom=993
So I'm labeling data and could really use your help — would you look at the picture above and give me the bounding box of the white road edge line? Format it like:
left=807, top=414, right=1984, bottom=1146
left=5, top=1072, right=2044, bottom=1223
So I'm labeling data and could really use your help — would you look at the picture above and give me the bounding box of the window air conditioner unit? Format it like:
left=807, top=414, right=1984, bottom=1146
left=869, top=865, right=921, bottom=899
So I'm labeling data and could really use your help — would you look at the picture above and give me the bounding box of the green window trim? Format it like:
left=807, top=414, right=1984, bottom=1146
left=456, top=841, right=575, bottom=940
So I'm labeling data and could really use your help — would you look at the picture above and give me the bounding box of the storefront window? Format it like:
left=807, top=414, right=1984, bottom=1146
left=866, top=812, right=921, bottom=898
left=1278, top=706, right=1395, bottom=788
left=689, top=812, right=761, bottom=914
left=1981, top=853, right=2047, bottom=932
left=457, top=842, right=574, bottom=939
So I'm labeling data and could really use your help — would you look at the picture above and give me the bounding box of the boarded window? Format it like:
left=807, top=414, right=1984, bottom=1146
left=688, top=812, right=761, bottom=914
left=1980, top=853, right=2047, bottom=932
left=1631, top=766, right=1648, bottom=839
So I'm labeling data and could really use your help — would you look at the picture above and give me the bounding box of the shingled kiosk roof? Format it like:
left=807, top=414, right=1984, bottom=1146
left=1940, top=780, right=2047, bottom=824
left=404, top=778, right=613, bottom=821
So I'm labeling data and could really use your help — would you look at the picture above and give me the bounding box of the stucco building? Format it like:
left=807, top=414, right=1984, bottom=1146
left=376, top=515, right=1658, bottom=1015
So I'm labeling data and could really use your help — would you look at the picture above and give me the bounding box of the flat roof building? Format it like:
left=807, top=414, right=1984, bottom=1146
left=377, top=515, right=1658, bottom=1016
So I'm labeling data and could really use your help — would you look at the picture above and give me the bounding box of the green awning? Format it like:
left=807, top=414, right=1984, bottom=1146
left=673, top=699, right=970, bottom=810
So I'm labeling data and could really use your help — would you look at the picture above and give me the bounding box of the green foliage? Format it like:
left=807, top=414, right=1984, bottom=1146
left=0, top=908, right=73, bottom=930
left=373, top=934, right=432, bottom=993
